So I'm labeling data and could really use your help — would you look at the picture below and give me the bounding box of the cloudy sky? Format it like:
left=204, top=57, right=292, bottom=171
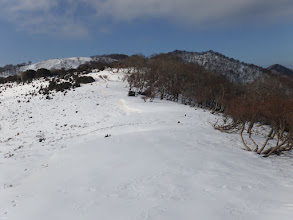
left=0, top=0, right=292, bottom=67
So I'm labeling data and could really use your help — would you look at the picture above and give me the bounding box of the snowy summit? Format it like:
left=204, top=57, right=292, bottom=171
left=20, top=57, right=92, bottom=72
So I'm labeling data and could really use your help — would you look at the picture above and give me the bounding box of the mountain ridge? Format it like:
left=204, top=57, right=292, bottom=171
left=169, top=50, right=264, bottom=83
left=267, top=64, right=293, bottom=76
left=1, top=51, right=291, bottom=83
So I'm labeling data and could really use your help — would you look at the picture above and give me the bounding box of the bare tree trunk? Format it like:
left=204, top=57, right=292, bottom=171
left=258, top=129, right=275, bottom=154
left=264, top=133, right=290, bottom=157
left=220, top=104, right=225, bottom=112
left=280, top=141, right=293, bottom=152
left=247, top=121, right=254, bottom=134
left=263, top=131, right=280, bottom=155
left=211, top=105, right=217, bottom=114
left=247, top=123, right=258, bottom=152
left=279, top=126, right=285, bottom=140
left=240, top=123, right=252, bottom=151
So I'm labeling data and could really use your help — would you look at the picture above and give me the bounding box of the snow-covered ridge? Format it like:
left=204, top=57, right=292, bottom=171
left=19, top=57, right=92, bottom=72
left=267, top=64, right=293, bottom=76
left=170, top=50, right=264, bottom=83
left=0, top=56, right=121, bottom=77
left=18, top=56, right=117, bottom=72
left=1, top=51, right=290, bottom=83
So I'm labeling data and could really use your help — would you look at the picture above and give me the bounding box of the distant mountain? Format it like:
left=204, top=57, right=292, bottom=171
left=2, top=51, right=291, bottom=84
left=169, top=50, right=264, bottom=83
left=267, top=64, right=293, bottom=76
left=0, top=51, right=266, bottom=83
left=0, top=55, right=121, bottom=76
left=19, top=57, right=92, bottom=72
left=18, top=54, right=127, bottom=72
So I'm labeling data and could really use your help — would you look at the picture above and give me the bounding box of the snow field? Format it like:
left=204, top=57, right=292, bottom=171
left=0, top=69, right=292, bottom=220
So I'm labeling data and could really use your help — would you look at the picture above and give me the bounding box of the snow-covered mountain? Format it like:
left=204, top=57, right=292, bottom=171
left=267, top=64, right=293, bottom=76
left=1, top=51, right=290, bottom=84
left=0, top=56, right=118, bottom=76
left=170, top=50, right=264, bottom=83
left=20, top=57, right=92, bottom=72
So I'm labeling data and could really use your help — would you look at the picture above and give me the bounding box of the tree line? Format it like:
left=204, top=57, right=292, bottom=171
left=121, top=54, right=293, bottom=157
left=0, top=60, right=111, bottom=84
left=0, top=61, right=32, bottom=75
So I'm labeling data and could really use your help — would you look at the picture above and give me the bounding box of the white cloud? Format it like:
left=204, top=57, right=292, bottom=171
left=0, top=0, right=293, bottom=37
left=89, top=0, right=293, bottom=26
left=4, top=0, right=56, bottom=12
left=0, top=0, right=88, bottom=38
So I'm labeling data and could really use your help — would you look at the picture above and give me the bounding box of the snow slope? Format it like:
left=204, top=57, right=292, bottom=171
left=0, top=70, right=293, bottom=220
left=19, top=56, right=117, bottom=72
left=19, top=57, right=92, bottom=71
left=1, top=56, right=118, bottom=76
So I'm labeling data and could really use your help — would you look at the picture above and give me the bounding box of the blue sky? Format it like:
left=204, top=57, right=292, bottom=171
left=0, top=0, right=292, bottom=68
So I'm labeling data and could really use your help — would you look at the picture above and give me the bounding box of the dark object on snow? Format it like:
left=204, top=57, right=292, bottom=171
left=75, top=76, right=95, bottom=84
left=46, top=80, right=73, bottom=92
left=104, top=134, right=111, bottom=138
left=128, top=91, right=136, bottom=96
left=55, top=82, right=72, bottom=92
